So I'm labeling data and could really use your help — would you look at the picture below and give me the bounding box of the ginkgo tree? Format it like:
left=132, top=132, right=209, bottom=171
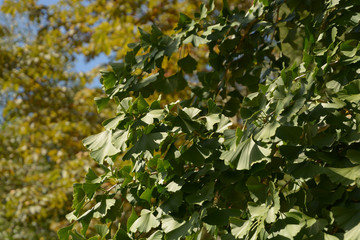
left=1, top=0, right=251, bottom=239
left=61, top=0, right=360, bottom=239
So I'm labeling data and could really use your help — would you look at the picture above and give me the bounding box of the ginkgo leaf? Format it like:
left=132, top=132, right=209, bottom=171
left=181, top=144, right=211, bottom=165
left=185, top=182, right=214, bottom=205
left=83, top=130, right=119, bottom=164
left=183, top=34, right=208, bottom=47
left=220, top=138, right=270, bottom=170
left=205, top=113, right=221, bottom=130
left=216, top=114, right=232, bottom=133
left=130, top=209, right=160, bottom=233
left=124, top=132, right=167, bottom=159
left=58, top=224, right=74, bottom=240
left=112, top=129, right=129, bottom=151
left=230, top=218, right=252, bottom=239
left=161, top=212, right=199, bottom=239
left=95, top=224, right=109, bottom=239
left=181, top=107, right=201, bottom=119
left=141, top=109, right=165, bottom=124
left=255, top=121, right=280, bottom=140
left=333, top=203, right=360, bottom=239
left=178, top=54, right=198, bottom=73
left=166, top=179, right=185, bottom=192
left=148, top=230, right=163, bottom=240
left=102, top=114, right=125, bottom=130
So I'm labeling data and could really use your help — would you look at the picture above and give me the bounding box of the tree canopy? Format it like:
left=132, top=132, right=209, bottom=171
left=0, top=0, right=252, bottom=239
left=61, top=0, right=360, bottom=239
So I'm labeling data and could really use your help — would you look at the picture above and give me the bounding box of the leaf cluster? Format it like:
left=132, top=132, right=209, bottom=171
left=62, top=0, right=360, bottom=239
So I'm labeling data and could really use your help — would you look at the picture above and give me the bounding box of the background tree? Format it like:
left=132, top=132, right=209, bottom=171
left=62, top=0, right=360, bottom=239
left=0, top=0, right=251, bottom=239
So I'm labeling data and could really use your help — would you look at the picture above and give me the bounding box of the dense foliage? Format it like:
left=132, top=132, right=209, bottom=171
left=0, top=0, right=253, bottom=239
left=61, top=0, right=360, bottom=239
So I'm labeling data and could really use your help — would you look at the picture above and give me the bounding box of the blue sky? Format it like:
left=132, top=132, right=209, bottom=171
left=76, top=54, right=108, bottom=88
left=73, top=53, right=108, bottom=73
left=38, top=0, right=58, bottom=5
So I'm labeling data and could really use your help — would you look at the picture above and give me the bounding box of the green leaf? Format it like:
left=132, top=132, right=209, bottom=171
left=62, top=1, right=360, bottom=240
left=140, top=187, right=153, bottom=205
left=340, top=40, right=359, bottom=57
left=199, top=3, right=208, bottom=19
left=133, top=73, right=159, bottom=91
left=91, top=198, right=116, bottom=219
left=312, top=133, right=336, bottom=147
left=57, top=224, right=74, bottom=240
left=94, top=97, right=110, bottom=112
left=269, top=224, right=303, bottom=239
left=185, top=182, right=214, bottom=205
left=328, top=0, right=340, bottom=7
left=165, top=37, right=181, bottom=56
left=203, top=208, right=239, bottom=226
left=178, top=54, right=198, bottom=73
left=114, top=226, right=131, bottom=240
left=220, top=138, right=270, bottom=170
left=181, top=107, right=201, bottom=119
left=65, top=211, right=77, bottom=222
left=72, top=183, right=85, bottom=215
left=79, top=209, right=93, bottom=236
left=181, top=144, right=211, bottom=166
left=162, top=212, right=199, bottom=240
left=148, top=230, right=164, bottom=240
left=325, top=165, right=360, bottom=185
left=127, top=208, right=138, bottom=232
left=130, top=209, right=160, bottom=233
left=332, top=203, right=360, bottom=239
left=166, top=179, right=185, bottom=192
left=102, top=114, right=125, bottom=130
left=123, top=132, right=167, bottom=159
left=331, top=27, right=337, bottom=42
left=118, top=97, right=133, bottom=113
left=95, top=224, right=109, bottom=239
left=346, top=149, right=360, bottom=164
left=177, top=13, right=192, bottom=29
left=141, top=109, right=165, bottom=124
left=216, top=115, right=232, bottom=133
left=248, top=202, right=267, bottom=218
left=223, top=128, right=242, bottom=151
left=111, top=129, right=129, bottom=151
left=338, top=79, right=360, bottom=103
left=205, top=114, right=221, bottom=130
left=255, top=121, right=280, bottom=140
left=246, top=176, right=268, bottom=202
left=110, top=62, right=126, bottom=78
left=69, top=231, right=86, bottom=240
left=160, top=191, right=183, bottom=213
left=230, top=218, right=252, bottom=239
left=183, top=34, right=208, bottom=47
left=100, top=71, right=117, bottom=90
left=275, top=125, right=303, bottom=143
left=174, top=115, right=201, bottom=134
left=83, top=182, right=100, bottom=199
left=85, top=168, right=100, bottom=183
left=83, top=130, right=119, bottom=164
left=153, top=72, right=188, bottom=94
left=88, top=237, right=99, bottom=240
left=134, top=93, right=149, bottom=113
left=162, top=215, right=186, bottom=233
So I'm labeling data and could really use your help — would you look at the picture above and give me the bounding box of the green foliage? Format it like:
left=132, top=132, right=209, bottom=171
left=61, top=0, right=360, bottom=239
left=0, top=0, right=252, bottom=239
